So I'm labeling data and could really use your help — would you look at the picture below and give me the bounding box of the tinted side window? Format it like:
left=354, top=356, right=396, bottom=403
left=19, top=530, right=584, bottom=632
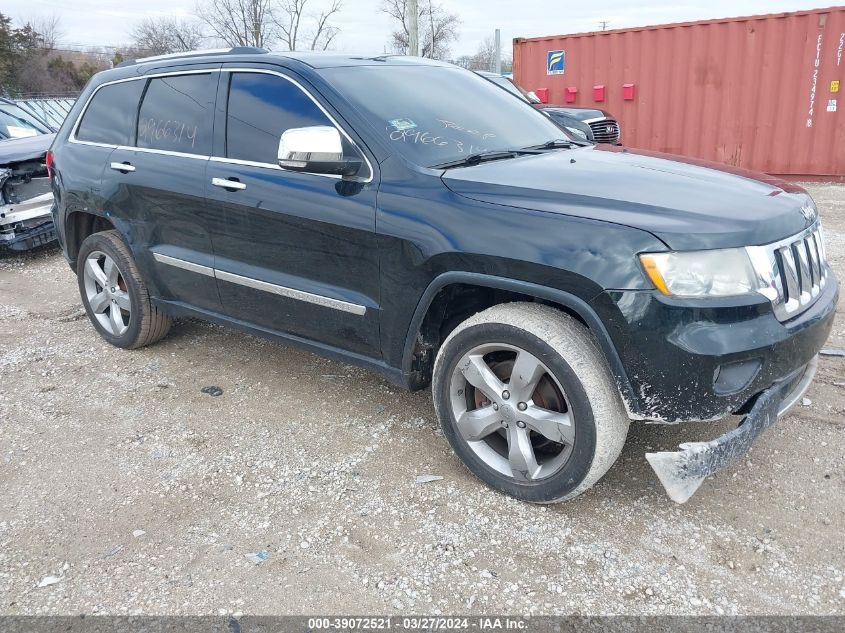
left=226, top=73, right=334, bottom=164
left=137, top=74, right=217, bottom=155
left=76, top=80, right=145, bottom=145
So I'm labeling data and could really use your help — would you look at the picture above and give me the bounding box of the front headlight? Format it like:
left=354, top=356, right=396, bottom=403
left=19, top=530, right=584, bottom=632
left=639, top=249, right=758, bottom=297
left=564, top=126, right=589, bottom=140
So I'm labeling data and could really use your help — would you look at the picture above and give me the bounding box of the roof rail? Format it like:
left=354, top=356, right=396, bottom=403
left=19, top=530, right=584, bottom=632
left=117, top=47, right=269, bottom=67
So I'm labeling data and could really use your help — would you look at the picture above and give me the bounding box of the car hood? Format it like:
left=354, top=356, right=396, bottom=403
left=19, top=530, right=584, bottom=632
left=441, top=145, right=813, bottom=250
left=0, top=133, right=54, bottom=165
left=536, top=105, right=611, bottom=121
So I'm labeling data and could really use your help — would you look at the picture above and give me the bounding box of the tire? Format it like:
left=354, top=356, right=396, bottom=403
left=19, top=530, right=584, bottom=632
left=77, top=230, right=171, bottom=349
left=432, top=302, right=629, bottom=503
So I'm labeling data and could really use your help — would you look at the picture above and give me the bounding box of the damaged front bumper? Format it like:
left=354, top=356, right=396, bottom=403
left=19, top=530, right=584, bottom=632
left=0, top=192, right=55, bottom=253
left=645, top=357, right=816, bottom=503
left=0, top=150, right=56, bottom=252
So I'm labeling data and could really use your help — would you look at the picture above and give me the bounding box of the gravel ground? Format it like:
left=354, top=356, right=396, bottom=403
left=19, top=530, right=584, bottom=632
left=1, top=183, right=844, bottom=616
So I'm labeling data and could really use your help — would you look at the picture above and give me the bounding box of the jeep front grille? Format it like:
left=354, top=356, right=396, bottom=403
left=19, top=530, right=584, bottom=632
left=745, top=225, right=829, bottom=322
left=586, top=118, right=621, bottom=144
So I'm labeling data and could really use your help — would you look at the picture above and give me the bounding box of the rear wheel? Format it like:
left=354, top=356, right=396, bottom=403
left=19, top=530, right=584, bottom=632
left=77, top=230, right=171, bottom=349
left=432, top=302, right=629, bottom=503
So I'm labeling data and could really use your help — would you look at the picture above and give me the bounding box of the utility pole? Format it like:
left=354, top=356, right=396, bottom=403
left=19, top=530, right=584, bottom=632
left=408, top=0, right=419, bottom=56
left=429, top=0, right=436, bottom=58
left=599, top=21, right=610, bottom=31
left=494, top=28, right=502, bottom=73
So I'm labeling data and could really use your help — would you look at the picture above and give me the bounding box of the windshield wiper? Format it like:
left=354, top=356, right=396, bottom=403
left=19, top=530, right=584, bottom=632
left=524, top=138, right=585, bottom=150
left=431, top=149, right=538, bottom=170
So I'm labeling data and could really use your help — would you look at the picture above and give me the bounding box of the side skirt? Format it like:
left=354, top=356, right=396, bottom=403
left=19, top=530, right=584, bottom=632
left=151, top=298, right=407, bottom=388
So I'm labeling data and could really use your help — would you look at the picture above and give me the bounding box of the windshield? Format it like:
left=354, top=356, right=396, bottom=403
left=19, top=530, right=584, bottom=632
left=321, top=65, right=567, bottom=168
left=0, top=104, right=50, bottom=139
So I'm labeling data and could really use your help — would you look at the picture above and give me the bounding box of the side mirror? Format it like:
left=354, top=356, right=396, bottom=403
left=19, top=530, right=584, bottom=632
left=526, top=90, right=541, bottom=104
left=278, top=126, right=362, bottom=178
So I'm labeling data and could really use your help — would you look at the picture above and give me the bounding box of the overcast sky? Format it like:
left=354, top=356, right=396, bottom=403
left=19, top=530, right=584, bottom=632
left=3, top=0, right=832, bottom=58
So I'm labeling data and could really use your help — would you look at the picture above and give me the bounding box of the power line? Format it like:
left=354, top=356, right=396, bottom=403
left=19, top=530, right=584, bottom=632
left=41, top=42, right=122, bottom=49
left=18, top=44, right=121, bottom=54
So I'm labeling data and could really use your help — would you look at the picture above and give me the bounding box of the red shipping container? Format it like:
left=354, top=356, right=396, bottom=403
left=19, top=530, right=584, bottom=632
left=513, top=7, right=845, bottom=177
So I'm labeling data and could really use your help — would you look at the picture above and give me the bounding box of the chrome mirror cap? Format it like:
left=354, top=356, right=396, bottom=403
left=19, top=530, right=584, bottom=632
left=278, top=126, right=343, bottom=169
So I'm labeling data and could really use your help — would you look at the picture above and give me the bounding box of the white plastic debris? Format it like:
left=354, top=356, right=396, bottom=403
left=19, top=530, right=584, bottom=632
left=802, top=398, right=812, bottom=407
left=415, top=475, right=444, bottom=484
left=37, top=576, right=61, bottom=588
left=132, top=530, right=146, bottom=538
left=104, top=544, right=123, bottom=557
left=820, top=348, right=845, bottom=357
left=244, top=550, right=268, bottom=563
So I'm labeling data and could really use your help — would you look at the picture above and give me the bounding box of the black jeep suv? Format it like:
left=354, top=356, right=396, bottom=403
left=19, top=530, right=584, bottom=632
left=50, top=49, right=838, bottom=504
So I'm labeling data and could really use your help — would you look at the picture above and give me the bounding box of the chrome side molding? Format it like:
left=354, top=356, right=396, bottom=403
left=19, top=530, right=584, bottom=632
left=152, top=251, right=366, bottom=315
left=152, top=252, right=214, bottom=277
left=215, top=270, right=366, bottom=315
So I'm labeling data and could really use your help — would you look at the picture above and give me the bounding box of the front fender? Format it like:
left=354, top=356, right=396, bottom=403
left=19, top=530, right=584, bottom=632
left=399, top=271, right=636, bottom=408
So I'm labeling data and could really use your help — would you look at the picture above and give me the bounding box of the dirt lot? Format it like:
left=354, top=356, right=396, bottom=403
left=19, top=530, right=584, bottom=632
left=1, top=183, right=844, bottom=616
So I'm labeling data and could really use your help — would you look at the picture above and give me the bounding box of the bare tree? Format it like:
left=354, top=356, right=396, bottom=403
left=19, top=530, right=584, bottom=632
left=382, top=0, right=459, bottom=59
left=275, top=0, right=303, bottom=51
left=193, top=0, right=342, bottom=51
left=26, top=13, right=63, bottom=50
left=470, top=35, right=495, bottom=71
left=275, top=0, right=342, bottom=51
left=196, top=0, right=276, bottom=48
left=130, top=17, right=205, bottom=56
left=308, top=0, right=342, bottom=50
left=454, top=36, right=512, bottom=72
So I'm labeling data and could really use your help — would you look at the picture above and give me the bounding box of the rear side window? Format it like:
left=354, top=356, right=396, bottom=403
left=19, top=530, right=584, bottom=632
left=75, top=81, right=145, bottom=145
left=226, top=72, right=334, bottom=164
left=137, top=74, right=217, bottom=155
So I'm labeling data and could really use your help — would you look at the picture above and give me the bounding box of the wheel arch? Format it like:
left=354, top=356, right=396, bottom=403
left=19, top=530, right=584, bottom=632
left=65, top=210, right=118, bottom=266
left=400, top=272, right=635, bottom=409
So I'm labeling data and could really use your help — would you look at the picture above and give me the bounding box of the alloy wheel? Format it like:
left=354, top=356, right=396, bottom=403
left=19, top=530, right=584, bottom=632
left=448, top=343, right=575, bottom=482
left=82, top=250, right=131, bottom=336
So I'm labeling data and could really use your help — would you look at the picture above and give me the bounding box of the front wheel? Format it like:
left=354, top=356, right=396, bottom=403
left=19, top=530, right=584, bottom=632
left=432, top=302, right=629, bottom=503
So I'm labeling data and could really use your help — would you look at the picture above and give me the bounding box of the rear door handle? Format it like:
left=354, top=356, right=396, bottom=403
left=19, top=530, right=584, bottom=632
left=110, top=162, right=135, bottom=173
left=211, top=177, right=247, bottom=191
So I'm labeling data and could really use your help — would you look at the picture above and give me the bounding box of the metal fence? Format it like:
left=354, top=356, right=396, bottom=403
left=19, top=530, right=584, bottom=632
left=14, top=97, right=77, bottom=131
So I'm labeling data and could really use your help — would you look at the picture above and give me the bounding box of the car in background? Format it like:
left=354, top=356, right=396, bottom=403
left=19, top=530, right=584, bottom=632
left=0, top=98, right=57, bottom=252
left=477, top=71, right=621, bottom=144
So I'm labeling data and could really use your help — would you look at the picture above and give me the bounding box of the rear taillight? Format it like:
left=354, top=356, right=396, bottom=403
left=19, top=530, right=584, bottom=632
left=45, top=150, right=54, bottom=179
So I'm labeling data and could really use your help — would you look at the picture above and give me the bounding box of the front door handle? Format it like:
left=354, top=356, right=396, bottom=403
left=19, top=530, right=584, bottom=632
left=110, top=162, right=135, bottom=173
left=211, top=177, right=247, bottom=191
